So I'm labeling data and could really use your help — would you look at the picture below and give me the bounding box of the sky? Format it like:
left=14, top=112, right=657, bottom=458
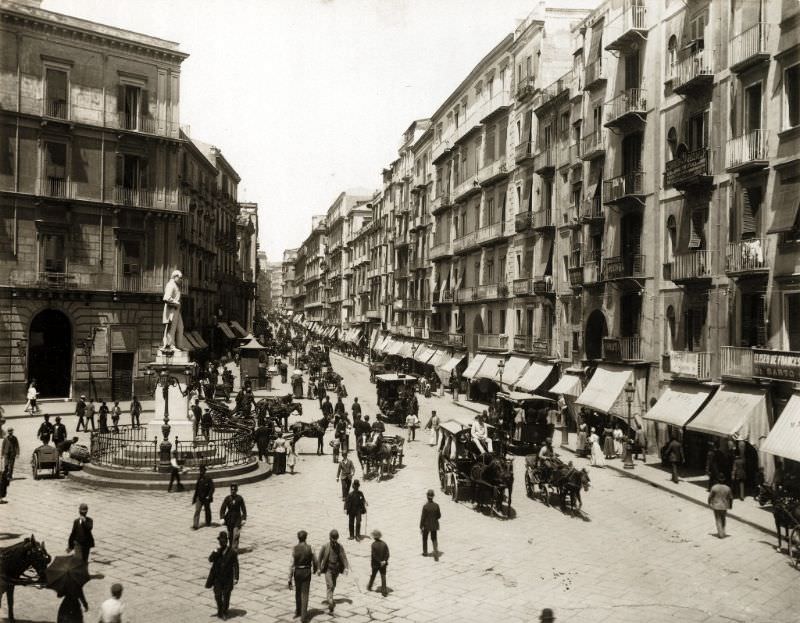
left=43, top=0, right=598, bottom=263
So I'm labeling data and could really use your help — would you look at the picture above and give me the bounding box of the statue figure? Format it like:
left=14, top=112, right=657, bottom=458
left=162, top=270, right=185, bottom=351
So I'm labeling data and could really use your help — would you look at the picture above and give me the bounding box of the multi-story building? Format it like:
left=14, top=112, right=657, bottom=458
left=0, top=0, right=188, bottom=401
left=281, top=248, right=298, bottom=313
left=291, top=247, right=306, bottom=317
left=302, top=215, right=327, bottom=325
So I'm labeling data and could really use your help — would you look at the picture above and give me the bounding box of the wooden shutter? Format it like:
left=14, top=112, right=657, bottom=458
left=140, top=89, right=149, bottom=117
left=688, top=207, right=706, bottom=249
left=588, top=20, right=604, bottom=61
left=117, top=85, right=126, bottom=112
left=741, top=186, right=761, bottom=236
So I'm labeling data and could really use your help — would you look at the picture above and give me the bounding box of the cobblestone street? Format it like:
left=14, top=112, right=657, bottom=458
left=2, top=352, right=799, bottom=623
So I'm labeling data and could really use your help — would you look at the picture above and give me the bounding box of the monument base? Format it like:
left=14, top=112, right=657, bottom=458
left=146, top=349, right=197, bottom=443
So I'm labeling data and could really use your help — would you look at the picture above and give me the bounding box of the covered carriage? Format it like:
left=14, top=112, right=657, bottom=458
left=375, top=373, right=417, bottom=425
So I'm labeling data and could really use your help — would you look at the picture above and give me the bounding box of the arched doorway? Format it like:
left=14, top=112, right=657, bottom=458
left=585, top=309, right=608, bottom=361
left=28, top=309, right=72, bottom=398
left=470, top=314, right=484, bottom=353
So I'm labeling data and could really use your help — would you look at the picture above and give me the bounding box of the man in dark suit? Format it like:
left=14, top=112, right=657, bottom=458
left=52, top=416, right=67, bottom=448
left=67, top=502, right=95, bottom=565
left=207, top=531, right=239, bottom=620
left=37, top=414, right=54, bottom=445
left=419, top=489, right=441, bottom=558
left=192, top=466, right=215, bottom=530
left=344, top=480, right=367, bottom=540
left=664, top=435, right=685, bottom=484
left=288, top=530, right=318, bottom=622
left=367, top=529, right=389, bottom=597
left=317, top=529, right=349, bottom=614
left=74, top=395, right=88, bottom=432
left=220, top=484, right=247, bottom=549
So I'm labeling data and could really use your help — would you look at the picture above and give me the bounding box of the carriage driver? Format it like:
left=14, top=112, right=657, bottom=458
left=538, top=438, right=555, bottom=462
left=470, top=414, right=493, bottom=454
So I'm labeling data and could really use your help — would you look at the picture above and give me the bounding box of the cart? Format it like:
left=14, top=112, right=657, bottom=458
left=31, top=444, right=61, bottom=480
left=375, top=373, right=418, bottom=425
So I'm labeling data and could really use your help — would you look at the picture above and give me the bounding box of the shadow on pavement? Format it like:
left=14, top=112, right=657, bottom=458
left=225, top=608, right=247, bottom=618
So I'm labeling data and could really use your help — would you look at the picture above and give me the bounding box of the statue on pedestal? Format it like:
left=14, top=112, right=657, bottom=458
left=162, top=270, right=185, bottom=352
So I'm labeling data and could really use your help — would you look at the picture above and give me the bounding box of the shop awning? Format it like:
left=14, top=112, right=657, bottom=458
left=429, top=349, right=450, bottom=369
left=575, top=364, right=635, bottom=415
left=182, top=333, right=199, bottom=350
left=762, top=394, right=800, bottom=462
left=376, top=336, right=390, bottom=352
left=439, top=354, right=465, bottom=374
left=515, top=361, right=554, bottom=393
left=463, top=354, right=487, bottom=379
left=369, top=332, right=380, bottom=349
left=190, top=331, right=209, bottom=349
left=504, top=391, right=556, bottom=403
left=550, top=373, right=582, bottom=397
left=500, top=356, right=530, bottom=391
left=686, top=384, right=770, bottom=447
left=388, top=339, right=405, bottom=356
left=397, top=341, right=415, bottom=359
left=476, top=355, right=504, bottom=381
left=419, top=346, right=438, bottom=364
left=229, top=321, right=248, bottom=338
left=350, top=329, right=363, bottom=344
left=643, top=383, right=714, bottom=428
left=217, top=322, right=236, bottom=339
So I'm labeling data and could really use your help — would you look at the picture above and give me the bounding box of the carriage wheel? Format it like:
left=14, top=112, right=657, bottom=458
left=789, top=527, right=800, bottom=568
left=32, top=454, right=40, bottom=480
left=439, top=468, right=447, bottom=493
left=54, top=457, right=61, bottom=478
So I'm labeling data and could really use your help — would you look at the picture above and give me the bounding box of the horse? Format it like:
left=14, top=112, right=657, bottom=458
left=470, top=454, right=514, bottom=516
left=358, top=436, right=393, bottom=480
left=0, top=536, right=51, bottom=623
left=525, top=455, right=560, bottom=505
left=552, top=465, right=591, bottom=513
left=290, top=417, right=328, bottom=455
left=758, top=484, right=800, bottom=553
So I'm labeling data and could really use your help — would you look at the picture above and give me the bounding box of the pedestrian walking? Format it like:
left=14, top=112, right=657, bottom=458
left=344, top=480, right=367, bottom=540
left=201, top=408, right=213, bottom=440
left=206, top=531, right=239, bottom=620
left=321, top=396, right=333, bottom=420
left=664, top=435, right=685, bottom=483
left=38, top=413, right=55, bottom=445
left=75, top=395, right=88, bottom=432
left=317, top=381, right=327, bottom=409
left=53, top=416, right=67, bottom=447
left=420, top=489, right=441, bottom=558
left=129, top=395, right=141, bottom=428
left=111, top=401, right=121, bottom=433
left=731, top=450, right=746, bottom=501
left=287, top=444, right=297, bottom=474
left=67, top=502, right=95, bottom=565
left=168, top=447, right=184, bottom=492
left=633, top=423, right=647, bottom=462
left=254, top=423, right=271, bottom=462
left=192, top=466, right=215, bottom=530
left=367, top=529, right=389, bottom=596
left=405, top=412, right=419, bottom=441
left=98, top=401, right=109, bottom=434
left=705, top=441, right=720, bottom=491
left=288, top=530, right=318, bottom=623
left=336, top=451, right=356, bottom=500
left=1, top=427, right=19, bottom=478
left=351, top=397, right=362, bottom=420
left=56, top=586, right=88, bottom=623
left=425, top=410, right=440, bottom=447
left=0, top=465, right=10, bottom=503
left=273, top=436, right=288, bottom=475
left=85, top=399, right=96, bottom=432
left=191, top=398, right=202, bottom=439
left=220, top=484, right=247, bottom=550
left=25, top=380, right=39, bottom=414
left=97, top=582, right=125, bottom=623
left=317, top=529, right=349, bottom=615
left=588, top=427, right=604, bottom=467
left=708, top=474, right=734, bottom=538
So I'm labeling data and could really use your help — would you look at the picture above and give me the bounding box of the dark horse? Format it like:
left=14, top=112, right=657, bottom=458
left=758, top=484, right=800, bottom=554
left=290, top=417, right=329, bottom=455
left=552, top=465, right=591, bottom=513
left=358, top=436, right=393, bottom=480
left=0, top=536, right=51, bottom=623
left=470, top=454, right=514, bottom=517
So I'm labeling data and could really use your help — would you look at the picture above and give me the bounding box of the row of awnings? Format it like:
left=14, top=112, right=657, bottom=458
left=341, top=328, right=363, bottom=344
left=216, top=321, right=248, bottom=340
left=463, top=354, right=560, bottom=395
left=183, top=331, right=209, bottom=351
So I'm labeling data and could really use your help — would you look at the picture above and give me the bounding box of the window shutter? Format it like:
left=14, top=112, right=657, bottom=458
left=756, top=293, right=767, bottom=347
left=115, top=154, right=124, bottom=186
left=117, top=85, right=126, bottom=112
left=741, top=187, right=757, bottom=236
left=140, top=89, right=149, bottom=117
left=588, top=20, right=604, bottom=61
left=688, top=208, right=706, bottom=249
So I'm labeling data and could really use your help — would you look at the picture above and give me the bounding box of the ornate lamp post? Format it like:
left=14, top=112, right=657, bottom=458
left=623, top=381, right=635, bottom=469
left=497, top=359, right=505, bottom=392
left=145, top=364, right=193, bottom=469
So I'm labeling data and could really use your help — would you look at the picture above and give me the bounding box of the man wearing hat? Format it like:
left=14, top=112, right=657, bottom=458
left=344, top=479, right=367, bottom=540
left=75, top=395, right=88, bottom=432
left=540, top=608, right=556, bottom=622
left=207, top=531, right=239, bottom=620
left=37, top=413, right=54, bottom=445
left=67, top=502, right=95, bottom=565
left=419, top=489, right=441, bottom=558
left=367, top=529, right=389, bottom=597
left=288, top=530, right=318, bottom=622
left=52, top=416, right=67, bottom=448
left=1, top=427, right=19, bottom=478
left=317, top=529, right=349, bottom=614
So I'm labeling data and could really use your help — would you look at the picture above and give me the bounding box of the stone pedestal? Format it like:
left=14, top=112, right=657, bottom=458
left=146, top=349, right=197, bottom=443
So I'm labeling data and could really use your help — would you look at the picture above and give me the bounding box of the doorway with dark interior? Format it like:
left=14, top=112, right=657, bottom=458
left=28, top=308, right=72, bottom=398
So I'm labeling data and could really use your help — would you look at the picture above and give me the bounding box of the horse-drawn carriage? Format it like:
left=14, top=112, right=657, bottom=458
left=323, top=369, right=343, bottom=392
left=369, top=360, right=393, bottom=383
left=495, top=391, right=556, bottom=456
left=437, top=419, right=514, bottom=517
left=30, top=445, right=60, bottom=480
left=524, top=453, right=590, bottom=514
left=375, top=373, right=417, bottom=425
left=358, top=433, right=404, bottom=480
left=758, top=482, right=800, bottom=567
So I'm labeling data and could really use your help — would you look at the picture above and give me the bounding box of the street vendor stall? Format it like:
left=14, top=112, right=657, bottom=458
left=237, top=336, right=269, bottom=388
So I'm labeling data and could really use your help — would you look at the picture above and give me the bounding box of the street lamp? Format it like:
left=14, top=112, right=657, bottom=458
left=623, top=380, right=635, bottom=469
left=497, top=359, right=505, bottom=393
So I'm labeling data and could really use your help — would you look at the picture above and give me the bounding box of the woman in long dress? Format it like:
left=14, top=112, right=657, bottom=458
left=576, top=422, right=588, bottom=457
left=602, top=422, right=615, bottom=459
left=613, top=425, right=624, bottom=457
left=589, top=428, right=605, bottom=467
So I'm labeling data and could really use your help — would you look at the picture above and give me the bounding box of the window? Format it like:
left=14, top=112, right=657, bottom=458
left=42, top=233, right=65, bottom=273
left=745, top=83, right=762, bottom=132
left=487, top=310, right=493, bottom=333
left=592, top=105, right=602, bottom=134
left=666, top=215, right=677, bottom=260
left=486, top=197, right=495, bottom=224
left=122, top=240, right=141, bottom=275
left=785, top=293, right=800, bottom=351
left=687, top=111, right=708, bottom=150
left=667, top=127, right=678, bottom=158
left=44, top=141, right=67, bottom=196
left=665, top=305, right=676, bottom=350
left=784, top=64, right=800, bottom=129
left=667, top=35, right=677, bottom=79
left=499, top=310, right=506, bottom=334
left=486, top=259, right=494, bottom=283
left=44, top=67, right=68, bottom=119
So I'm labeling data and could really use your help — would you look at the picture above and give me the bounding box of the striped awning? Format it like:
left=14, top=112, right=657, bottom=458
left=643, top=383, right=714, bottom=428
left=686, top=384, right=770, bottom=448
left=499, top=356, right=530, bottom=391
left=475, top=355, right=504, bottom=382
left=515, top=361, right=554, bottom=393
left=763, top=394, right=800, bottom=462
left=229, top=321, right=248, bottom=338
left=182, top=333, right=199, bottom=350
left=463, top=354, right=487, bottom=379
left=217, top=322, right=236, bottom=339
left=190, top=331, right=209, bottom=349
left=549, top=373, right=582, bottom=397
left=369, top=332, right=380, bottom=349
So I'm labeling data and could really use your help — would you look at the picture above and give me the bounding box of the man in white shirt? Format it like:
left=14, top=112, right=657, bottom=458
left=470, top=415, right=493, bottom=454
left=98, top=582, right=125, bottom=622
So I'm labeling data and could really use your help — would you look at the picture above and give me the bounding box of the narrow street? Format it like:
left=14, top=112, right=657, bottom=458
left=2, top=351, right=798, bottom=623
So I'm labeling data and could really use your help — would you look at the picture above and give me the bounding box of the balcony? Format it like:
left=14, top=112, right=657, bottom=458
left=478, top=159, right=509, bottom=186
left=40, top=177, right=74, bottom=199
left=430, top=240, right=453, bottom=260
left=725, top=238, right=770, bottom=276
left=581, top=131, right=606, bottom=160
left=602, top=336, right=643, bottom=362
left=514, top=335, right=552, bottom=358
left=584, top=259, right=603, bottom=285
left=531, top=209, right=554, bottom=232
left=408, top=256, right=428, bottom=271
left=667, top=351, right=713, bottom=381
left=584, top=58, right=606, bottom=89
left=557, top=143, right=571, bottom=169
left=720, top=346, right=753, bottom=378
left=452, top=231, right=479, bottom=254
left=477, top=221, right=506, bottom=246
left=533, top=148, right=555, bottom=174
left=603, top=254, right=646, bottom=280
left=477, top=283, right=509, bottom=301
left=515, top=140, right=534, bottom=164
left=515, top=76, right=536, bottom=101
left=428, top=330, right=446, bottom=344
left=453, top=175, right=481, bottom=202
left=116, top=112, right=157, bottom=134
left=673, top=49, right=715, bottom=95
left=603, top=172, right=646, bottom=205
left=366, top=309, right=381, bottom=319
left=43, top=99, right=69, bottom=120
left=477, top=333, right=508, bottom=351
left=664, top=148, right=714, bottom=190
left=663, top=250, right=714, bottom=284
left=604, top=89, right=647, bottom=129
left=725, top=130, right=770, bottom=174
left=447, top=333, right=466, bottom=347
left=729, top=23, right=772, bottom=74
left=7, top=270, right=166, bottom=294
left=604, top=3, right=648, bottom=52
left=113, top=186, right=156, bottom=209
left=439, top=289, right=455, bottom=304
left=568, top=247, right=584, bottom=287
left=512, top=276, right=553, bottom=297
left=430, top=191, right=451, bottom=215
left=515, top=211, right=533, bottom=233
left=569, top=142, right=582, bottom=164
